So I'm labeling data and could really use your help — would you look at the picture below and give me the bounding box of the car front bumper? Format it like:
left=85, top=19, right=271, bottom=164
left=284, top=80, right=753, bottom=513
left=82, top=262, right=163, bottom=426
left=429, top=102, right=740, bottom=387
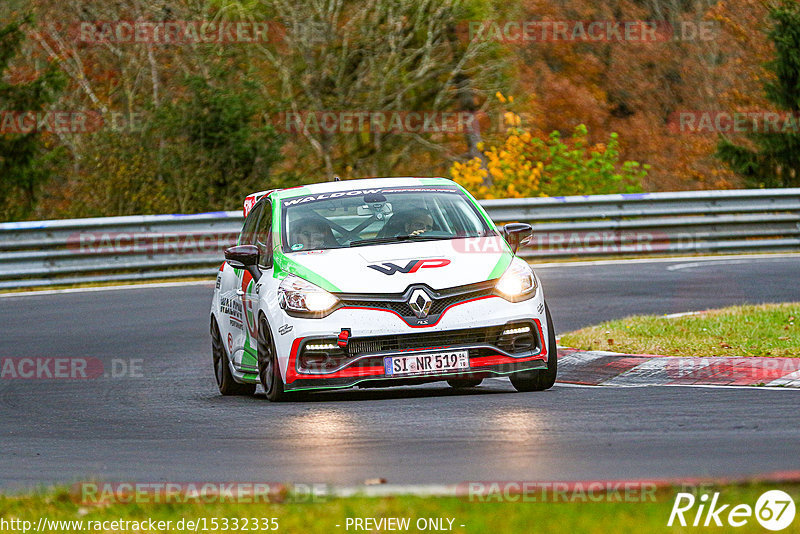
left=273, top=293, right=551, bottom=392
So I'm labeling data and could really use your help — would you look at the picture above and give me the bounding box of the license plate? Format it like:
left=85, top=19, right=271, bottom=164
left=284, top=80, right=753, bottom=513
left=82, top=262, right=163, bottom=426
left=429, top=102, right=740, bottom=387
left=384, top=350, right=469, bottom=376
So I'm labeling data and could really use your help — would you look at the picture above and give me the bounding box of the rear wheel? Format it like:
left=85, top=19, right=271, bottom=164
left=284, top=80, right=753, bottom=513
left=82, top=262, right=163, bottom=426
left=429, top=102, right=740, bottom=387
left=509, top=302, right=558, bottom=392
left=447, top=378, right=483, bottom=388
left=258, top=316, right=287, bottom=402
left=211, top=318, right=256, bottom=396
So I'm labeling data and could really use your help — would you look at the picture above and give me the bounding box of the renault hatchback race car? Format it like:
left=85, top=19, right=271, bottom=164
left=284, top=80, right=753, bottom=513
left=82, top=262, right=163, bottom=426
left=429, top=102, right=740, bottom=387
left=210, top=177, right=557, bottom=401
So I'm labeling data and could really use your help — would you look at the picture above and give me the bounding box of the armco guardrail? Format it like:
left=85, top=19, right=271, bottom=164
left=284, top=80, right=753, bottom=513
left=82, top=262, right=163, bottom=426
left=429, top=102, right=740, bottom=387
left=0, top=188, right=799, bottom=289
left=485, top=188, right=800, bottom=260
left=0, top=212, right=244, bottom=289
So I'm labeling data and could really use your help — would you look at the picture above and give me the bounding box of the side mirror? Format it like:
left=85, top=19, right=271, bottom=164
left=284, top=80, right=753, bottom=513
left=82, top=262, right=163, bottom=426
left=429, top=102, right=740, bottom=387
left=503, top=223, right=533, bottom=255
left=224, top=245, right=262, bottom=281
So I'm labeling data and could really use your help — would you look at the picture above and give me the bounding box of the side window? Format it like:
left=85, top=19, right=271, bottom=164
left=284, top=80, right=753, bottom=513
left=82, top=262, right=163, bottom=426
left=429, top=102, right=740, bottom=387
left=239, top=203, right=264, bottom=245
left=255, top=201, right=273, bottom=267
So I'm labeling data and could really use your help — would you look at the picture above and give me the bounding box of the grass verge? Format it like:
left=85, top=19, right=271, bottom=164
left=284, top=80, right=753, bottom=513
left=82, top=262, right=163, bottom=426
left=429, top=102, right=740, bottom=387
left=1, top=483, right=798, bottom=533
left=559, top=303, right=799, bottom=357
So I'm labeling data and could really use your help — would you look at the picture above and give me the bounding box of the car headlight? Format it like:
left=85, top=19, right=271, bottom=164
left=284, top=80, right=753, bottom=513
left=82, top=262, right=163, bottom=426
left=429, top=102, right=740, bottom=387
left=495, top=259, right=537, bottom=302
left=278, top=274, right=339, bottom=316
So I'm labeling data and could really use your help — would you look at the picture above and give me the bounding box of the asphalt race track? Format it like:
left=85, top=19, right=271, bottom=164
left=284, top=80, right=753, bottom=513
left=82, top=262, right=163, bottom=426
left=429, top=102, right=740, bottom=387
left=1, top=255, right=799, bottom=489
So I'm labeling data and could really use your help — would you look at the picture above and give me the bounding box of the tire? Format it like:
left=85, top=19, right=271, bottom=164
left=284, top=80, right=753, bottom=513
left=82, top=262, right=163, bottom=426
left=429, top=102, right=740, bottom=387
left=211, top=318, right=256, bottom=396
left=509, top=302, right=558, bottom=392
left=257, top=315, right=287, bottom=402
left=447, top=378, right=483, bottom=388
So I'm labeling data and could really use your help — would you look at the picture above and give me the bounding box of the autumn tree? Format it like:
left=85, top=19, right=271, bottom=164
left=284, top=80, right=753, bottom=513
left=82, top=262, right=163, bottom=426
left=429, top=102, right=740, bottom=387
left=218, top=0, right=507, bottom=180
left=452, top=96, right=647, bottom=198
left=25, top=0, right=285, bottom=216
left=0, top=15, right=66, bottom=220
left=716, top=0, right=800, bottom=188
left=150, top=74, right=285, bottom=212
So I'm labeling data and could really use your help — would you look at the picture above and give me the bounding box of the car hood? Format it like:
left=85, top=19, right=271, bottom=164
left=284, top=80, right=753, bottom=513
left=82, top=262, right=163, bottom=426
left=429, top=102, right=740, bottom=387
left=276, top=236, right=513, bottom=294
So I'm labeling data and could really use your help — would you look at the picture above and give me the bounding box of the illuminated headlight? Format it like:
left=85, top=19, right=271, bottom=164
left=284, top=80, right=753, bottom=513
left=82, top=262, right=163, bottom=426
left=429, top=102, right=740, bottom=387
left=278, top=274, right=339, bottom=315
left=495, top=260, right=537, bottom=302
left=502, top=326, right=531, bottom=336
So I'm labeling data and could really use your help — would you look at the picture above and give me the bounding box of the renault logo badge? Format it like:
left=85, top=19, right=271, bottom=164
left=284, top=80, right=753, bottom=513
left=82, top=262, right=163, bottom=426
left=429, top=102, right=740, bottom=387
left=408, top=289, right=432, bottom=318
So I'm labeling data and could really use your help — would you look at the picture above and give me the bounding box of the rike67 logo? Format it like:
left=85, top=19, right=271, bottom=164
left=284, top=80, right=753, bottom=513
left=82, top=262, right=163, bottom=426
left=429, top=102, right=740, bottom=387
left=668, top=490, right=796, bottom=530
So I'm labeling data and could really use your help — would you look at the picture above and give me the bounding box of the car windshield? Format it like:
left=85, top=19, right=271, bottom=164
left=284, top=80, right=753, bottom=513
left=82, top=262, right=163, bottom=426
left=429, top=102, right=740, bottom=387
left=280, top=185, right=495, bottom=252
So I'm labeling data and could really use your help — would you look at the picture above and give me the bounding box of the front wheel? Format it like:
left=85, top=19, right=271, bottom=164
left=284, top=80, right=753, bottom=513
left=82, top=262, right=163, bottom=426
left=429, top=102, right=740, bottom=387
left=258, top=316, right=287, bottom=402
left=211, top=318, right=256, bottom=396
left=509, top=302, right=558, bottom=392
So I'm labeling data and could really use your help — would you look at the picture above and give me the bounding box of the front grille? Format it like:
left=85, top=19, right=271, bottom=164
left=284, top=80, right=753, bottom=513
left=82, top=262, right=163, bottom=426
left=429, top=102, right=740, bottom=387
left=429, top=288, right=494, bottom=314
left=343, top=288, right=494, bottom=317
left=347, top=325, right=505, bottom=354
left=348, top=339, right=384, bottom=354
left=337, top=281, right=496, bottom=320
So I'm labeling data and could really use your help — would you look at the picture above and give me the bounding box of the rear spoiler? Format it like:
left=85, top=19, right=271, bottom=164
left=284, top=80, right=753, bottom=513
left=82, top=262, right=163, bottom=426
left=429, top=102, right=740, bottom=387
left=243, top=190, right=275, bottom=217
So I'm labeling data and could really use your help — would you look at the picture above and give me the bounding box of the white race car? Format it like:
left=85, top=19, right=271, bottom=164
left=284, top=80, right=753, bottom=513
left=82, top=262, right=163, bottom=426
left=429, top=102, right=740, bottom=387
left=210, top=177, right=557, bottom=401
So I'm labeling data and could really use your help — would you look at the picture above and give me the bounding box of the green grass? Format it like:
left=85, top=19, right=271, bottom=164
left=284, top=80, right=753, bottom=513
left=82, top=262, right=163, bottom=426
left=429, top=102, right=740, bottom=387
left=559, top=303, right=799, bottom=357
left=1, top=483, right=798, bottom=533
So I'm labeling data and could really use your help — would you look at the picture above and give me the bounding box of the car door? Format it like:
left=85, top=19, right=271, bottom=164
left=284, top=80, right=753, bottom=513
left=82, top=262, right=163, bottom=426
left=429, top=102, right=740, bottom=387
left=239, top=198, right=272, bottom=369
left=219, top=201, right=265, bottom=371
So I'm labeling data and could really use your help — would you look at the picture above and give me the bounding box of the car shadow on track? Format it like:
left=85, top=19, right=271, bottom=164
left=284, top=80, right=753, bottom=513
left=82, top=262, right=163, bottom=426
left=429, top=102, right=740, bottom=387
left=258, top=382, right=516, bottom=403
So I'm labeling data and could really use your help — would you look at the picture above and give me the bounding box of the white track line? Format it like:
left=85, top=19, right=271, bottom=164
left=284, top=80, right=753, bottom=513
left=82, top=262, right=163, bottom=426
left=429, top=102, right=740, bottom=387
left=332, top=484, right=456, bottom=498
left=666, top=258, right=798, bottom=271
left=661, top=311, right=704, bottom=319
left=532, top=252, right=800, bottom=269
left=0, top=280, right=213, bottom=298
left=556, top=381, right=799, bottom=391
left=649, top=383, right=800, bottom=391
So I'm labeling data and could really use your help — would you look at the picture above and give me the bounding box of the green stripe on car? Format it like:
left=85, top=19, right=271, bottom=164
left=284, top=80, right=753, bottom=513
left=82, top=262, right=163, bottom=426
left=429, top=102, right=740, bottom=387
left=272, top=249, right=341, bottom=292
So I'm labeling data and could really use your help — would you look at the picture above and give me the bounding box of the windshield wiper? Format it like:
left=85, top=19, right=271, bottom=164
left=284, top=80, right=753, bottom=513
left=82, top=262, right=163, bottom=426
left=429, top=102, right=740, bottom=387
left=349, top=234, right=449, bottom=247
